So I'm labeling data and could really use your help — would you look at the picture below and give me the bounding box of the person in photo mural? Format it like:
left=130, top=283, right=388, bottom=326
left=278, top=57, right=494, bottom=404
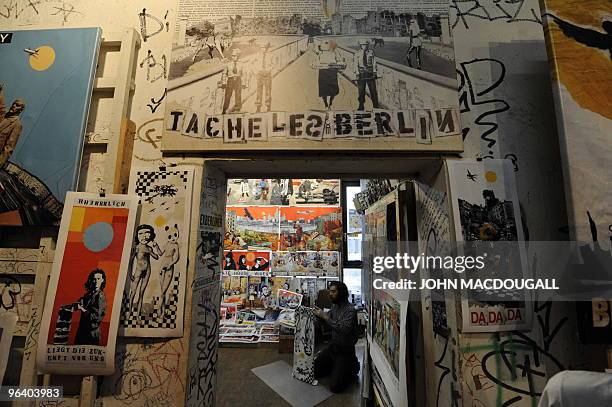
left=353, top=39, right=380, bottom=111
left=312, top=39, right=345, bottom=110
left=406, top=17, right=423, bottom=69
left=221, top=48, right=245, bottom=114
left=255, top=42, right=273, bottom=113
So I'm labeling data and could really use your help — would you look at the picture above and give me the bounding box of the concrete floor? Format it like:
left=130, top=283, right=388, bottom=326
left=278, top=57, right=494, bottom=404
left=216, top=340, right=364, bottom=407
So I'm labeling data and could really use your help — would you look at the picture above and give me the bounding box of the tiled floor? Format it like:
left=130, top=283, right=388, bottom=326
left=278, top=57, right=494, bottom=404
left=216, top=341, right=364, bottom=407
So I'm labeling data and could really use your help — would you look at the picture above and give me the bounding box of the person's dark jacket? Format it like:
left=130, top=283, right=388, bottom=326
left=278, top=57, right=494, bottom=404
left=325, top=301, right=358, bottom=347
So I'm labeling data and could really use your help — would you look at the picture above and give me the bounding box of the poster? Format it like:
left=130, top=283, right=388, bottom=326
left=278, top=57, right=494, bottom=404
left=0, top=28, right=101, bottom=226
left=541, top=0, right=612, bottom=344
left=415, top=181, right=451, bottom=337
left=447, top=160, right=531, bottom=332
left=226, top=178, right=340, bottom=206
left=220, top=303, right=238, bottom=324
left=226, top=178, right=292, bottom=205
left=119, top=168, right=194, bottom=337
left=368, top=287, right=408, bottom=407
left=0, top=314, right=17, bottom=384
left=277, top=289, right=303, bottom=309
left=291, top=179, right=340, bottom=206
left=279, top=206, right=342, bottom=251
left=163, top=0, right=461, bottom=152
left=222, top=275, right=248, bottom=304
left=271, top=276, right=291, bottom=297
left=272, top=251, right=339, bottom=276
left=223, top=249, right=271, bottom=276
left=225, top=206, right=280, bottom=250
left=37, top=192, right=138, bottom=375
left=371, top=288, right=401, bottom=379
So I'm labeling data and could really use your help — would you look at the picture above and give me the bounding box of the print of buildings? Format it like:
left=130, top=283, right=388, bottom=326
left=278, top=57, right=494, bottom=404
left=330, top=11, right=445, bottom=38
left=458, top=190, right=517, bottom=241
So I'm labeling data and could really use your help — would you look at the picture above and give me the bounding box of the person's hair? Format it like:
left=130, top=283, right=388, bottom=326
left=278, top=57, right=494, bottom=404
left=135, top=224, right=155, bottom=244
left=85, top=268, right=106, bottom=291
left=239, top=255, right=246, bottom=264
left=328, top=281, right=349, bottom=302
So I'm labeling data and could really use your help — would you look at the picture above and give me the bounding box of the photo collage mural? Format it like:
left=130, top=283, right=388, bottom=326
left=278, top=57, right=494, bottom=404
left=220, top=178, right=341, bottom=343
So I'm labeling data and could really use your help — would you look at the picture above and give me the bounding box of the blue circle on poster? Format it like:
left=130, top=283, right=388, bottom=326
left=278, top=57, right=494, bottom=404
left=83, top=222, right=114, bottom=252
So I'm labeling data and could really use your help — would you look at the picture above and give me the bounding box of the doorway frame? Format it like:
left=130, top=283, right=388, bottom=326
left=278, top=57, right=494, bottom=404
left=183, top=154, right=447, bottom=407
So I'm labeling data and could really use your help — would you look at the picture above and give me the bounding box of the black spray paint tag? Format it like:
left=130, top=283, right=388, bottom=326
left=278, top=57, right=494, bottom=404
left=0, top=33, right=13, bottom=44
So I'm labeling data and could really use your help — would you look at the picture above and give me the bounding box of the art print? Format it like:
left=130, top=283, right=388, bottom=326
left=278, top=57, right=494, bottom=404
left=220, top=302, right=238, bottom=324
left=163, top=0, right=461, bottom=151
left=222, top=275, right=248, bottom=305
left=226, top=178, right=292, bottom=205
left=277, top=289, right=303, bottom=310
left=37, top=192, right=138, bottom=375
left=0, top=28, right=101, bottom=226
left=446, top=160, right=531, bottom=333
left=415, top=181, right=451, bottom=337
left=291, top=179, right=340, bottom=206
left=279, top=207, right=342, bottom=251
left=223, top=249, right=271, bottom=276
left=225, top=206, right=280, bottom=250
left=371, top=288, right=401, bottom=378
left=0, top=314, right=17, bottom=383
left=119, top=168, right=194, bottom=337
left=368, top=287, right=408, bottom=407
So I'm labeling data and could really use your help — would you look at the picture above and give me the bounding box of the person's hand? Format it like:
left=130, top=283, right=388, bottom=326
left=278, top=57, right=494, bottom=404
left=77, top=302, right=86, bottom=312
left=313, top=308, right=327, bottom=320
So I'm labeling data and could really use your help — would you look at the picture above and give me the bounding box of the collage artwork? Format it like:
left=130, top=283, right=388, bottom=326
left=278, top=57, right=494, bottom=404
left=219, top=178, right=341, bottom=343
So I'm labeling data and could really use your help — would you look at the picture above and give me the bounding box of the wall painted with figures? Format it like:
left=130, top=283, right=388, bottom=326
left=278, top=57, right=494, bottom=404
left=0, top=0, right=596, bottom=406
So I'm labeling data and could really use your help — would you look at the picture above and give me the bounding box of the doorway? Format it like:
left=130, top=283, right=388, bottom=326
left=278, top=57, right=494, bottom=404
left=189, top=155, right=442, bottom=406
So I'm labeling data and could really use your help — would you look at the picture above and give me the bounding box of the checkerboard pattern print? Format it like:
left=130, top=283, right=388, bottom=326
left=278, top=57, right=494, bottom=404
left=120, top=275, right=180, bottom=329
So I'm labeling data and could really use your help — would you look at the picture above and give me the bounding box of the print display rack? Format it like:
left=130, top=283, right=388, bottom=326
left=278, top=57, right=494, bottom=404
left=0, top=29, right=140, bottom=407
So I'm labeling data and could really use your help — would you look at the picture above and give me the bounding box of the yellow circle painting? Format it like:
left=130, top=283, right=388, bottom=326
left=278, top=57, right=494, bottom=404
left=484, top=171, right=497, bottom=183
left=29, top=45, right=56, bottom=71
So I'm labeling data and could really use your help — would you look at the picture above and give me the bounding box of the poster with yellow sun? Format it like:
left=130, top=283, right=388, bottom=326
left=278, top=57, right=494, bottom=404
left=446, top=160, right=531, bottom=332
left=0, top=28, right=101, bottom=226
left=37, top=192, right=138, bottom=376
